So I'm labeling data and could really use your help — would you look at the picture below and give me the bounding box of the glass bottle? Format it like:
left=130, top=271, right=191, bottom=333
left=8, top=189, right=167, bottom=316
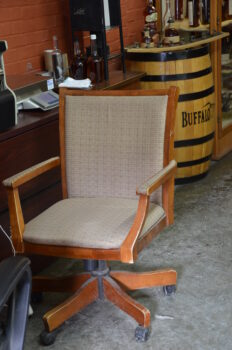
left=222, top=1, right=228, bottom=21
left=163, top=0, right=172, bottom=33
left=164, top=17, right=180, bottom=45
left=142, top=27, right=153, bottom=47
left=51, top=35, right=64, bottom=87
left=228, top=0, right=232, bottom=19
left=188, top=0, right=199, bottom=27
left=70, top=40, right=87, bottom=80
left=144, top=0, right=157, bottom=25
left=143, top=0, right=158, bottom=45
left=175, top=0, right=184, bottom=21
left=199, top=0, right=210, bottom=24
left=88, top=34, right=103, bottom=84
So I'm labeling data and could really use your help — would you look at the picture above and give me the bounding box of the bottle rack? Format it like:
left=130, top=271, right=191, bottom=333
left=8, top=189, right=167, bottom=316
left=69, top=0, right=126, bottom=81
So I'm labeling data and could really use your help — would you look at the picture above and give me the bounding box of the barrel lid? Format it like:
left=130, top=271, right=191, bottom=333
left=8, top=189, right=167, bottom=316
left=125, top=45, right=209, bottom=62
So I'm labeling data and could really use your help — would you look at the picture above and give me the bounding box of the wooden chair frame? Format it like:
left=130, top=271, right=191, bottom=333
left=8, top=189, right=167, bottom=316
left=3, top=87, right=179, bottom=343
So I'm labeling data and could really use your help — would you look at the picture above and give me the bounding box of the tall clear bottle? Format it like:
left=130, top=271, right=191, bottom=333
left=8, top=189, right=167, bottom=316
left=199, top=0, right=210, bottom=24
left=51, top=35, right=64, bottom=87
left=188, top=0, right=199, bottom=27
left=163, top=0, right=172, bottom=33
left=227, top=0, right=232, bottom=19
left=175, top=0, right=184, bottom=21
left=88, top=34, right=103, bottom=84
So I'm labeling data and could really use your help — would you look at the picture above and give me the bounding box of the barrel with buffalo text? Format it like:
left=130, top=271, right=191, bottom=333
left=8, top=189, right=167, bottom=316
left=126, top=45, right=215, bottom=183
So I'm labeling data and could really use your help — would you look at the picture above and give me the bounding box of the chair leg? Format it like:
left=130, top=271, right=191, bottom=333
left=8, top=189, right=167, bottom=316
left=32, top=273, right=91, bottom=293
left=43, top=277, right=98, bottom=332
left=103, top=276, right=150, bottom=328
left=110, top=269, right=177, bottom=290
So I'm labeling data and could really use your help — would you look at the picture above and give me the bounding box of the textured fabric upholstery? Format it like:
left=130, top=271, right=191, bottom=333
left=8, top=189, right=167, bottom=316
left=65, top=95, right=168, bottom=205
left=24, top=197, right=165, bottom=249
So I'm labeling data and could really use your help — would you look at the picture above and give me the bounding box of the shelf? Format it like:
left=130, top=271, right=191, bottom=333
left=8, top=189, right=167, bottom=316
left=126, top=32, right=228, bottom=54
left=222, top=112, right=232, bottom=129
left=173, top=18, right=209, bottom=32
left=108, top=53, right=122, bottom=60
left=105, top=25, right=119, bottom=31
left=222, top=19, right=232, bottom=28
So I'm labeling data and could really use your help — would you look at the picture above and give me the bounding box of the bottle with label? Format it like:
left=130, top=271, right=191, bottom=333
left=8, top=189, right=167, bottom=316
left=144, top=0, right=157, bottom=25
left=164, top=17, right=180, bottom=45
left=225, top=0, right=232, bottom=19
left=51, top=35, right=64, bottom=87
left=163, top=0, right=172, bottom=32
left=142, top=27, right=154, bottom=47
left=88, top=34, right=103, bottom=84
left=70, top=40, right=87, bottom=80
left=222, top=1, right=227, bottom=21
left=175, top=0, right=184, bottom=21
left=142, top=0, right=159, bottom=47
left=199, top=0, right=210, bottom=24
left=188, top=0, right=199, bottom=27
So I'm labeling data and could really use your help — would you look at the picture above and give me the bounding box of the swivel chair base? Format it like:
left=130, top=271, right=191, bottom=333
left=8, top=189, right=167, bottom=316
left=33, top=260, right=177, bottom=345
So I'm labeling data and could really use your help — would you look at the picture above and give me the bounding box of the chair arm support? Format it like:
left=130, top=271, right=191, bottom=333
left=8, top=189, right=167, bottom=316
left=136, top=160, right=177, bottom=196
left=2, top=156, right=60, bottom=189
left=2, top=156, right=60, bottom=253
left=120, top=194, right=149, bottom=264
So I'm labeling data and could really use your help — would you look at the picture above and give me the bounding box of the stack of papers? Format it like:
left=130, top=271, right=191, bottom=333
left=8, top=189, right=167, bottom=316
left=59, top=77, right=92, bottom=89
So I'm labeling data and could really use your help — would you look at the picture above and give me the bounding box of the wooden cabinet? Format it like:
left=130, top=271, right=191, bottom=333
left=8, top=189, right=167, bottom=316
left=211, top=1, right=232, bottom=159
left=0, top=109, right=62, bottom=265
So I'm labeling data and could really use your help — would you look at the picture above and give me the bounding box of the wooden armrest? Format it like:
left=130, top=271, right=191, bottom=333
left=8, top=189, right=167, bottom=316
left=121, top=160, right=177, bottom=263
left=2, top=157, right=60, bottom=189
left=136, top=160, right=177, bottom=196
left=2, top=156, right=60, bottom=253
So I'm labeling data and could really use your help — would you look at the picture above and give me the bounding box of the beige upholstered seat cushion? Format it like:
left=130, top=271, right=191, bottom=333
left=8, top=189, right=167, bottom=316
left=24, top=197, right=165, bottom=249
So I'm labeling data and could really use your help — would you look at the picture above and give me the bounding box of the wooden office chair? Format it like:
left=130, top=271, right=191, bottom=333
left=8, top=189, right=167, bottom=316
left=3, top=87, right=179, bottom=345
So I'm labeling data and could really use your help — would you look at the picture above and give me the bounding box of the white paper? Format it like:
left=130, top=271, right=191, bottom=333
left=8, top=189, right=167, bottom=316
left=59, top=77, right=92, bottom=89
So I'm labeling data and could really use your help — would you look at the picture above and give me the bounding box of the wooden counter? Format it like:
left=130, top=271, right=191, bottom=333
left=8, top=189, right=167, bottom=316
left=0, top=108, right=61, bottom=267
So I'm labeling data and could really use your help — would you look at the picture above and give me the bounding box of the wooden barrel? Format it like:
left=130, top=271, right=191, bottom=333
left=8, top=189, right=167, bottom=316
left=126, top=45, right=215, bottom=184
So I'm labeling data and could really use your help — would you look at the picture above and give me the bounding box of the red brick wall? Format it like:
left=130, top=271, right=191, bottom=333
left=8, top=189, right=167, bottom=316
left=0, top=0, right=145, bottom=75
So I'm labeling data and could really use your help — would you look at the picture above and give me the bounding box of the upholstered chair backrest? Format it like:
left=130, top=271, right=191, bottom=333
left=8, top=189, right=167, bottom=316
left=62, top=93, right=169, bottom=206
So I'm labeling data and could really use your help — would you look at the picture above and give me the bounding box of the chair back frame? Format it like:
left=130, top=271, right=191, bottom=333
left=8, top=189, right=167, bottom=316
left=58, top=87, right=179, bottom=262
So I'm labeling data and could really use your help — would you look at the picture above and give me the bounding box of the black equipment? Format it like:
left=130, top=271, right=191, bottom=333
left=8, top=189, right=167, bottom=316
left=0, top=41, right=17, bottom=132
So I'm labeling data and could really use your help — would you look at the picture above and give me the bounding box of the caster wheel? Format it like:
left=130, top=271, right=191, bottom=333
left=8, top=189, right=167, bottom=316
left=163, top=284, right=176, bottom=296
left=40, top=329, right=57, bottom=346
left=31, top=292, right=43, bottom=304
left=135, top=326, right=149, bottom=342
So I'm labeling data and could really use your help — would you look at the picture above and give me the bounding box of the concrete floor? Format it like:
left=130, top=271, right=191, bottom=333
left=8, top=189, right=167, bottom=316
left=24, top=152, right=232, bottom=350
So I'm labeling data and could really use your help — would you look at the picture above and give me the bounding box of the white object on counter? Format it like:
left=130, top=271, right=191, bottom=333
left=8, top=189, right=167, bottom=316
left=59, top=77, right=92, bottom=89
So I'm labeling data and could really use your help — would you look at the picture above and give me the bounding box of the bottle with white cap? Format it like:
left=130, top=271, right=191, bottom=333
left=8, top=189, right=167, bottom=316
left=88, top=34, right=103, bottom=84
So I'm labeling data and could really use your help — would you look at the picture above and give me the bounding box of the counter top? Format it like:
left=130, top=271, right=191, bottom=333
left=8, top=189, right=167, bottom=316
left=125, top=32, right=228, bottom=54
left=0, top=71, right=144, bottom=142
